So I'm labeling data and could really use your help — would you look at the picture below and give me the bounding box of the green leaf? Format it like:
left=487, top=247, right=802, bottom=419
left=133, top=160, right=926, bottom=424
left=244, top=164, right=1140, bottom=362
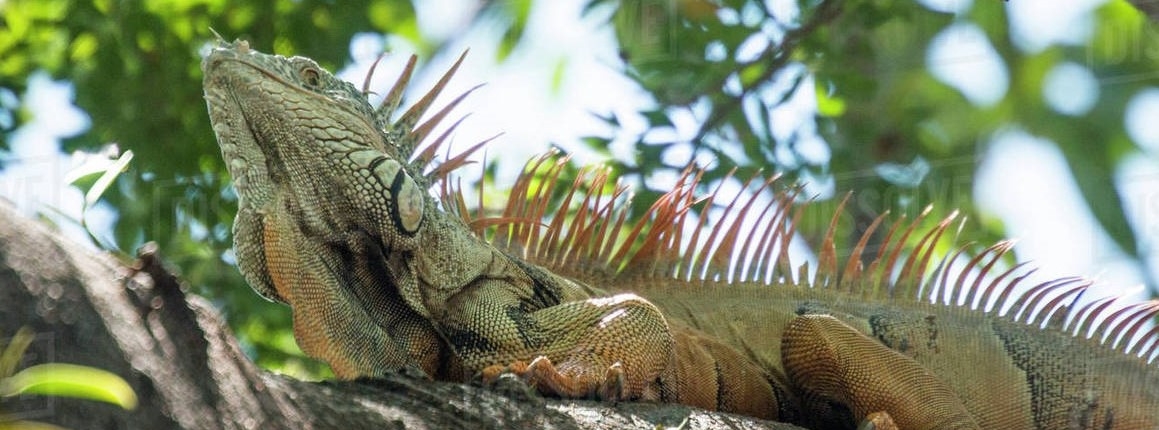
left=1, top=327, right=34, bottom=378
left=739, top=62, right=767, bottom=87
left=1, top=363, right=138, bottom=410
left=83, top=150, right=134, bottom=208
left=61, top=149, right=134, bottom=250
left=581, top=136, right=612, bottom=155
left=550, top=57, right=567, bottom=95
left=642, top=109, right=673, bottom=127
left=815, top=82, right=846, bottom=117
left=0, top=420, right=70, bottom=430
left=1090, top=0, right=1146, bottom=66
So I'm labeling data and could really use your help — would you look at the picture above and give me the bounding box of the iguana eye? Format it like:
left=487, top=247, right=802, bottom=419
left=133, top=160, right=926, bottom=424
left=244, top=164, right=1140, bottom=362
left=300, top=66, right=321, bottom=88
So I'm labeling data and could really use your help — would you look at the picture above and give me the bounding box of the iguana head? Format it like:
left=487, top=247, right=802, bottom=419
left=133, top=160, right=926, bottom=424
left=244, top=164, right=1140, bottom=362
left=204, top=38, right=501, bottom=316
left=203, top=39, right=428, bottom=248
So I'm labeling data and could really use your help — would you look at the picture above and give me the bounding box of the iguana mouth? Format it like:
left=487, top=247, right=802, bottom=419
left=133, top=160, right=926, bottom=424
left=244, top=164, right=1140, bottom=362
left=205, top=46, right=382, bottom=142
left=204, top=81, right=261, bottom=204
left=206, top=49, right=359, bottom=192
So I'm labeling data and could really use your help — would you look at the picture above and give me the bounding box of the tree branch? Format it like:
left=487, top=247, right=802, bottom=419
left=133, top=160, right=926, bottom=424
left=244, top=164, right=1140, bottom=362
left=0, top=203, right=802, bottom=430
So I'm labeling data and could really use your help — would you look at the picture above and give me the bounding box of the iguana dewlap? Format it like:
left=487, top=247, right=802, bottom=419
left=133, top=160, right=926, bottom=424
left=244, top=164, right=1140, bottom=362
left=202, top=38, right=1159, bottom=429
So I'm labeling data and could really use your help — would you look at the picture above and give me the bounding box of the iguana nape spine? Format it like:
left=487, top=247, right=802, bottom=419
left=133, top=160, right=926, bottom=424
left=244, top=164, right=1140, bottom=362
left=202, top=38, right=1159, bottom=429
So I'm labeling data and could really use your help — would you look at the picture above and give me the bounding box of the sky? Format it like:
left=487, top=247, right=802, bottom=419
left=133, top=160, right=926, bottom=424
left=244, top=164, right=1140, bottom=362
left=1, top=0, right=1157, bottom=316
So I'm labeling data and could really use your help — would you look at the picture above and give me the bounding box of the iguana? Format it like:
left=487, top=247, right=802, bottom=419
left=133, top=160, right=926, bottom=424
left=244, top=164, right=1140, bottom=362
left=202, top=38, right=1159, bottom=429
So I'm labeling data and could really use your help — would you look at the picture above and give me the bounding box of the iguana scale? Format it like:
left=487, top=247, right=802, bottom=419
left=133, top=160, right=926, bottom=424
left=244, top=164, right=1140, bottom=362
left=202, top=38, right=1159, bottom=429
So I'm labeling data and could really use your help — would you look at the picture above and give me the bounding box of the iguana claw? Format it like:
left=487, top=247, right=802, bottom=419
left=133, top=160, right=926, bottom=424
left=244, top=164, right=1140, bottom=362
left=480, top=356, right=626, bottom=402
left=857, top=412, right=899, bottom=430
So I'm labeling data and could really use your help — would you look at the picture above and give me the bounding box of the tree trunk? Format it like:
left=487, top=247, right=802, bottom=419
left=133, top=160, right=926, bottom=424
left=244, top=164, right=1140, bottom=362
left=0, top=203, right=801, bottom=430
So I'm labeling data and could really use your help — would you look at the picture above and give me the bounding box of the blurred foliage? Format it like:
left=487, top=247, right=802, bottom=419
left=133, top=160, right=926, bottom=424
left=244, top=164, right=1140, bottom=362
left=0, top=0, right=1156, bottom=378
left=584, top=0, right=1156, bottom=289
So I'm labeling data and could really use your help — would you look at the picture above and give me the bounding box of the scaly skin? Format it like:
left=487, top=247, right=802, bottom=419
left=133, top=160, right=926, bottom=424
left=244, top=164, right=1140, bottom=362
left=203, top=39, right=1159, bottom=429
left=202, top=38, right=673, bottom=400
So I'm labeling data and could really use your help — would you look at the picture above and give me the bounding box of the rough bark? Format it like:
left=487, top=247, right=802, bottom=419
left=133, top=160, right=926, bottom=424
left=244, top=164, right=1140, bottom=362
left=0, top=203, right=802, bottom=430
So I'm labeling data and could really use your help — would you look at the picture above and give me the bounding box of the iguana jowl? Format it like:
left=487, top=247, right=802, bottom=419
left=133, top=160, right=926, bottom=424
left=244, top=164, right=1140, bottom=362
left=202, top=39, right=1159, bottom=429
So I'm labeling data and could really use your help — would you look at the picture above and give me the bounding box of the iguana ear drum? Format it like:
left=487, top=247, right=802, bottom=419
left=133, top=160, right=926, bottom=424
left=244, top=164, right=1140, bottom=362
left=389, top=168, right=424, bottom=235
left=359, top=151, right=423, bottom=235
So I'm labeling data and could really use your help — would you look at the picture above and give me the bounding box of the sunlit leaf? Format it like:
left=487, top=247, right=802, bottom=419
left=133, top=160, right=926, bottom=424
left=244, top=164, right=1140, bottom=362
left=815, top=82, right=846, bottom=117
left=0, top=420, right=70, bottom=430
left=83, top=150, right=133, bottom=208
left=69, top=32, right=98, bottom=62
left=1089, top=0, right=1147, bottom=65
left=739, top=62, right=767, bottom=87
left=1, top=327, right=34, bottom=378
left=550, top=57, right=567, bottom=95
left=1, top=363, right=138, bottom=410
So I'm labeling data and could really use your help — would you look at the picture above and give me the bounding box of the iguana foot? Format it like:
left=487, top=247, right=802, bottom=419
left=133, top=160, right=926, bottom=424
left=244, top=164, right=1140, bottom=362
left=858, top=412, right=899, bottom=430
left=480, top=356, right=626, bottom=402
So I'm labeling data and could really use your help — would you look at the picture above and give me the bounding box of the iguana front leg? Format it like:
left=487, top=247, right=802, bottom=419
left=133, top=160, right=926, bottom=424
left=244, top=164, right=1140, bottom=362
left=782, top=314, right=980, bottom=430
left=446, top=282, right=675, bottom=401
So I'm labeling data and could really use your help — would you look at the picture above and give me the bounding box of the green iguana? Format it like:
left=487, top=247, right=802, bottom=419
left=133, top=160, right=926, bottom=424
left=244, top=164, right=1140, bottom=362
left=202, top=38, right=1159, bottom=429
